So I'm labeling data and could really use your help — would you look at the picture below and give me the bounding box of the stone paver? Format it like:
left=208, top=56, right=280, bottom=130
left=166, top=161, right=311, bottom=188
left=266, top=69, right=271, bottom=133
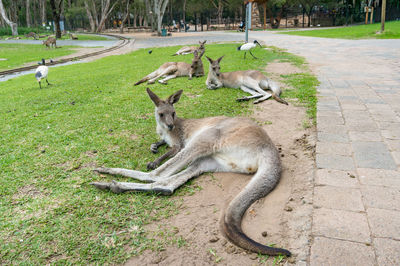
left=310, top=237, right=375, bottom=266
left=313, top=208, right=370, bottom=242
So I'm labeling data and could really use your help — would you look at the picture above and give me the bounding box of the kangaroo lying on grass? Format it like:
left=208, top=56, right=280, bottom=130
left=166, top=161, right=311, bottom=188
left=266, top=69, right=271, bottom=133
left=134, top=49, right=205, bottom=85
left=43, top=36, right=57, bottom=48
left=172, top=40, right=206, bottom=56
left=206, top=56, right=288, bottom=105
left=91, top=88, right=291, bottom=256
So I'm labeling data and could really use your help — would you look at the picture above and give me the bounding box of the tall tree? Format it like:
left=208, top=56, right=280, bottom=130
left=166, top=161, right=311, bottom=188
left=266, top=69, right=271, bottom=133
left=119, top=0, right=132, bottom=33
left=97, top=0, right=119, bottom=32
left=50, top=0, right=63, bottom=38
left=84, top=0, right=96, bottom=31
left=26, top=0, right=32, bottom=27
left=40, top=0, right=47, bottom=26
left=0, top=0, right=18, bottom=35
left=145, top=0, right=169, bottom=34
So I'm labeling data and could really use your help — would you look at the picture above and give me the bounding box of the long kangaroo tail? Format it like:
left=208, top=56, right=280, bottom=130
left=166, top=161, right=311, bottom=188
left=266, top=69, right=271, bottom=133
left=134, top=70, right=159, bottom=86
left=221, top=149, right=291, bottom=256
left=263, top=79, right=289, bottom=105
left=134, top=77, right=148, bottom=86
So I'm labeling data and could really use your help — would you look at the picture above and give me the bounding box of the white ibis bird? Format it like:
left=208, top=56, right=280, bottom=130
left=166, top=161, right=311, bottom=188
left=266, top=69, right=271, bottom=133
left=237, top=40, right=262, bottom=59
left=35, top=58, right=50, bottom=89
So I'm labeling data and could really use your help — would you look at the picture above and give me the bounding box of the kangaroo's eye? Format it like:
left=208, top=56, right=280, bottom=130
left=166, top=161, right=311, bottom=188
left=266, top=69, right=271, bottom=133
left=159, top=113, right=164, bottom=117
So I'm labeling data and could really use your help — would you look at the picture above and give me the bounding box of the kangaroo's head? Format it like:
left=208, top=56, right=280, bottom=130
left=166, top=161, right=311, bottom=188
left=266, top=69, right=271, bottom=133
left=206, top=56, right=224, bottom=77
left=199, top=40, right=206, bottom=49
left=146, top=88, right=183, bottom=131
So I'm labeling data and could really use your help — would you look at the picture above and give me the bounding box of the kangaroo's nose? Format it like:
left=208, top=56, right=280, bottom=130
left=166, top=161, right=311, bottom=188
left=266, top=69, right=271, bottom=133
left=168, top=124, right=174, bottom=130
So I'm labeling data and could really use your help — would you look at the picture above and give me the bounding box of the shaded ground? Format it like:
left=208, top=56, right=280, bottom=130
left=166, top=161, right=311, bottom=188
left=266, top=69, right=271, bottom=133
left=126, top=62, right=316, bottom=265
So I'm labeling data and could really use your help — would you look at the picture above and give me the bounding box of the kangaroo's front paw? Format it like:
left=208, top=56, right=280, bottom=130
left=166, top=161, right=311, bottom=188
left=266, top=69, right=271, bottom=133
left=147, top=161, right=157, bottom=170
left=150, top=144, right=159, bottom=153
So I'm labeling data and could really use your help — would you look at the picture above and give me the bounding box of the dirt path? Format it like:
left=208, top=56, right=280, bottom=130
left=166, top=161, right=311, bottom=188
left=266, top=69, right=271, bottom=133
left=126, top=62, right=316, bottom=266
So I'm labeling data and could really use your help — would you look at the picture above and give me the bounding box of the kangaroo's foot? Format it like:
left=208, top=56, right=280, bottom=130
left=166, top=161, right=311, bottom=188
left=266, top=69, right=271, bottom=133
left=236, top=97, right=250, bottom=102
left=91, top=180, right=173, bottom=195
left=94, top=167, right=156, bottom=183
left=158, top=80, right=168, bottom=85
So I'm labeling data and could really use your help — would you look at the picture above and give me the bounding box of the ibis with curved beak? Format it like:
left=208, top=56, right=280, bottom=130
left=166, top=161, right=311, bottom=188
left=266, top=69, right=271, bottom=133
left=35, top=58, right=50, bottom=89
left=237, top=40, right=262, bottom=59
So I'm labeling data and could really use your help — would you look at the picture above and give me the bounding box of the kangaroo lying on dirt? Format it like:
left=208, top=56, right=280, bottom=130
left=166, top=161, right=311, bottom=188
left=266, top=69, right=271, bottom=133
left=206, top=56, right=288, bottom=105
left=134, top=49, right=205, bottom=85
left=43, top=37, right=57, bottom=48
left=91, top=88, right=291, bottom=256
left=172, top=40, right=206, bottom=56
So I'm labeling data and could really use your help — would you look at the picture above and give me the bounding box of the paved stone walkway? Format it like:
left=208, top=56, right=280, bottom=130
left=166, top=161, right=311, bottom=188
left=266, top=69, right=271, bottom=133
left=247, top=32, right=400, bottom=265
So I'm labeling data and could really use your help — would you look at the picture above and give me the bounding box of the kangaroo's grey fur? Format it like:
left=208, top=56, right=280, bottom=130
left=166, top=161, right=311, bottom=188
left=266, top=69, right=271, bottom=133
left=172, top=40, right=206, bottom=56
left=205, top=56, right=288, bottom=105
left=91, top=89, right=291, bottom=256
left=135, top=49, right=205, bottom=85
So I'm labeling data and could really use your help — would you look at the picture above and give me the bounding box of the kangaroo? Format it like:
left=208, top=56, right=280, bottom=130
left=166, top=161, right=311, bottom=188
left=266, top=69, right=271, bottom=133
left=172, top=40, right=206, bottom=56
left=205, top=56, right=288, bottom=105
left=91, top=88, right=291, bottom=257
left=134, top=49, right=205, bottom=85
left=25, top=32, right=38, bottom=40
left=43, top=37, right=57, bottom=48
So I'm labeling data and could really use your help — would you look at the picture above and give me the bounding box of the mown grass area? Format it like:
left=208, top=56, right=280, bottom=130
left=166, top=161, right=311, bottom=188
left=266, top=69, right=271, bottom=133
left=1, top=33, right=109, bottom=41
left=0, top=43, right=78, bottom=71
left=280, top=21, right=400, bottom=39
left=0, top=43, right=316, bottom=264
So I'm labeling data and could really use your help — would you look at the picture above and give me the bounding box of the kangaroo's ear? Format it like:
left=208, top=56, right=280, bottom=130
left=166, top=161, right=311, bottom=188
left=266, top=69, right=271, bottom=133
left=217, top=55, right=224, bottom=63
left=146, top=88, right=162, bottom=106
left=168, top=90, right=183, bottom=105
left=205, top=56, right=213, bottom=63
left=202, top=40, right=206, bottom=44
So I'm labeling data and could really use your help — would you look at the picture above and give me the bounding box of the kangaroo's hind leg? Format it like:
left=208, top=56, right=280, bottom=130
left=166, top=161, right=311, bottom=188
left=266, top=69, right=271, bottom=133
left=158, top=74, right=178, bottom=84
left=148, top=65, right=177, bottom=84
left=92, top=157, right=222, bottom=194
left=92, top=167, right=156, bottom=182
left=237, top=85, right=263, bottom=102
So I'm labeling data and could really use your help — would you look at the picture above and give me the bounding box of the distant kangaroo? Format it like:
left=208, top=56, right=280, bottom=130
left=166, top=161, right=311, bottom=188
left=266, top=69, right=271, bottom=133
left=25, top=32, right=38, bottom=40
left=91, top=88, right=291, bottom=257
left=43, top=37, right=57, bottom=48
left=206, top=56, right=288, bottom=105
left=172, top=40, right=206, bottom=56
left=134, top=49, right=205, bottom=85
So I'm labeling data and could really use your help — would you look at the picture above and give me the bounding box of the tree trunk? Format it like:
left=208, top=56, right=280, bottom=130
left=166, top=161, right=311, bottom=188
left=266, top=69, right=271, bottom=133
left=97, top=0, right=119, bottom=32
left=182, top=0, right=186, bottom=29
left=119, top=0, right=131, bottom=33
left=0, top=0, right=18, bottom=35
left=40, top=0, right=46, bottom=26
left=26, top=0, right=32, bottom=27
left=50, top=0, right=62, bottom=38
left=84, top=0, right=96, bottom=32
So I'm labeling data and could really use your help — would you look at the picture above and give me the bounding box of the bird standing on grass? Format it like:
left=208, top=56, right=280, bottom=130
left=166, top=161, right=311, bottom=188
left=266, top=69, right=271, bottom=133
left=237, top=40, right=262, bottom=59
left=35, top=58, right=50, bottom=89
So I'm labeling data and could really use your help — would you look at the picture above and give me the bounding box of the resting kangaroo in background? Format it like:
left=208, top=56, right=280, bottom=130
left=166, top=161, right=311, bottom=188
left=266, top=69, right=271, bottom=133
left=206, top=56, right=288, bottom=105
left=172, top=40, right=206, bottom=56
left=43, top=37, right=57, bottom=48
left=134, top=49, right=205, bottom=85
left=91, top=88, right=291, bottom=257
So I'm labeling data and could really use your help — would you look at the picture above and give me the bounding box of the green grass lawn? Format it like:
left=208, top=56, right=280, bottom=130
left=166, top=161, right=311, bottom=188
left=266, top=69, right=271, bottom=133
left=1, top=33, right=109, bottom=41
left=0, top=44, right=316, bottom=264
left=0, top=43, right=79, bottom=71
left=280, top=21, right=400, bottom=39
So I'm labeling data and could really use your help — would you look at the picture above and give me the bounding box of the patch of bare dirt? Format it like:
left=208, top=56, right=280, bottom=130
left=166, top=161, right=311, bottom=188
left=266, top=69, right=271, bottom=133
left=126, top=87, right=316, bottom=264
